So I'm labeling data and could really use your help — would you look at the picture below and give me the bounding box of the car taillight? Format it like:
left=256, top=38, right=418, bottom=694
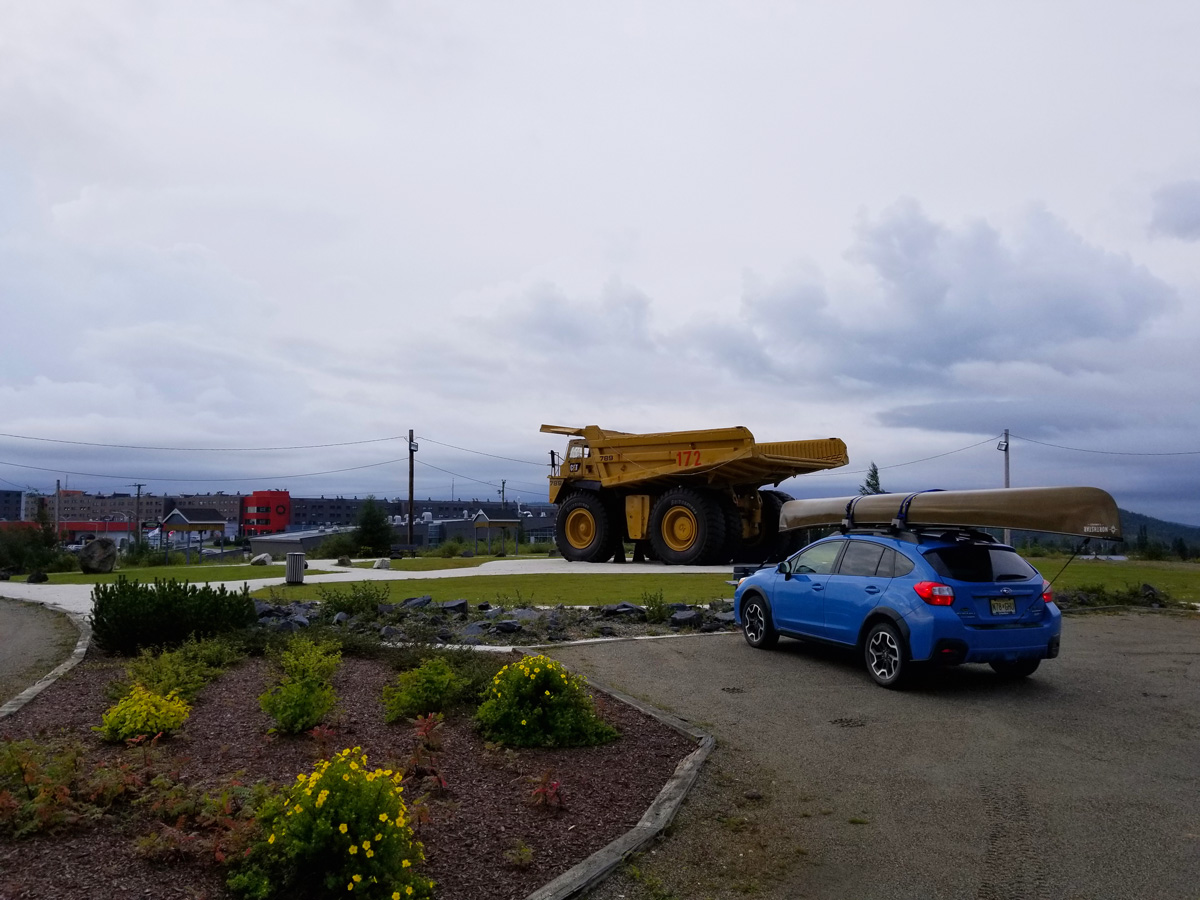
left=913, top=581, right=955, bottom=606
left=1041, top=580, right=1053, bottom=604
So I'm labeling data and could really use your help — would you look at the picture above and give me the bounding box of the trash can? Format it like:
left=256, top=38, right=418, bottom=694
left=285, top=552, right=305, bottom=585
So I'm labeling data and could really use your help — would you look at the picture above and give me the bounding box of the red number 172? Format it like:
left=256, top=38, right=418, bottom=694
left=676, top=450, right=701, bottom=467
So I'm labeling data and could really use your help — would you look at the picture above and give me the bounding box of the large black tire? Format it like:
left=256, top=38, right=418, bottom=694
left=734, top=489, right=797, bottom=564
left=990, top=658, right=1041, bottom=679
left=554, top=492, right=619, bottom=563
left=717, top=496, right=743, bottom=565
left=648, top=487, right=726, bottom=566
left=864, top=621, right=909, bottom=689
left=740, top=593, right=778, bottom=649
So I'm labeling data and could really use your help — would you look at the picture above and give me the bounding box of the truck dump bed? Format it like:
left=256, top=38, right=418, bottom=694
left=541, top=424, right=848, bottom=491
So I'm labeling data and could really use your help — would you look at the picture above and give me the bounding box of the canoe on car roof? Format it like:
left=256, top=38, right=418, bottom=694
left=778, top=486, right=1122, bottom=540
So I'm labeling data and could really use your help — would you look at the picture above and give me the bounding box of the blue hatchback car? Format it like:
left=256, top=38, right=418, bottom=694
left=733, top=528, right=1060, bottom=687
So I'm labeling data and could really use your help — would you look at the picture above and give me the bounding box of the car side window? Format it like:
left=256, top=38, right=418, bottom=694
left=837, top=541, right=885, bottom=577
left=876, top=547, right=914, bottom=578
left=789, top=541, right=843, bottom=575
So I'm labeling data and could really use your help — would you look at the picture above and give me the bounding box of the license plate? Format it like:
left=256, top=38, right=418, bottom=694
left=990, top=597, right=1016, bottom=615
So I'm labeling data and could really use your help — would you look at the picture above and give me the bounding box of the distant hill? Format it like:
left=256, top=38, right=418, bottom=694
left=1012, top=508, right=1200, bottom=555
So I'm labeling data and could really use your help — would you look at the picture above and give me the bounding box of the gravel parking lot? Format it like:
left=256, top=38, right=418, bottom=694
left=552, top=611, right=1200, bottom=900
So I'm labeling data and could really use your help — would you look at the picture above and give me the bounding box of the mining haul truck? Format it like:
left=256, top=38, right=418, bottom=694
left=542, top=424, right=849, bottom=565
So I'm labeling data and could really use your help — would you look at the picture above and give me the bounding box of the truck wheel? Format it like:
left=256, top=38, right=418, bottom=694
left=555, top=492, right=617, bottom=563
left=649, top=487, right=726, bottom=565
left=733, top=490, right=791, bottom=563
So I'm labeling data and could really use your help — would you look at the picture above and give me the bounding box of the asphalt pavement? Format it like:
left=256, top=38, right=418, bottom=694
left=551, top=612, right=1200, bottom=900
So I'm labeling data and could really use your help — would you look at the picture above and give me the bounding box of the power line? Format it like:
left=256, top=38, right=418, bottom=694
left=0, top=431, right=408, bottom=452
left=415, top=435, right=546, bottom=466
left=1011, top=434, right=1200, bottom=457
left=0, top=457, right=408, bottom=482
left=806, top=436, right=1000, bottom=477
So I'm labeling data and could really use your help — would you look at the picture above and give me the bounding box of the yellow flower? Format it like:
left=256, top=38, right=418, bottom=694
left=340, top=823, right=349, bottom=834
left=402, top=859, right=411, bottom=868
left=366, top=849, right=374, bottom=858
left=347, top=883, right=353, bottom=891
left=268, top=833, right=276, bottom=844
left=406, top=886, right=413, bottom=895
left=362, top=840, right=371, bottom=850
left=353, top=874, right=362, bottom=883
left=545, top=690, right=550, bottom=696
left=521, top=719, right=526, bottom=725
left=349, top=845, right=358, bottom=855
left=393, top=894, right=401, bottom=900
left=379, top=813, right=389, bottom=822
left=375, top=833, right=382, bottom=841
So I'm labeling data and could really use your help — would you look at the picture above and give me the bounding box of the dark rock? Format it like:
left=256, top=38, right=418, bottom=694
left=1142, top=583, right=1159, bottom=599
left=709, top=600, right=734, bottom=613
left=269, top=618, right=300, bottom=633
left=402, top=595, right=433, bottom=609
left=492, top=620, right=522, bottom=634
left=483, top=606, right=507, bottom=618
left=667, top=602, right=691, bottom=611
left=601, top=602, right=647, bottom=620
left=670, top=609, right=703, bottom=629
left=460, top=622, right=490, bottom=638
left=437, top=629, right=454, bottom=642
left=333, top=612, right=351, bottom=625
left=79, top=538, right=118, bottom=574
left=254, top=600, right=277, bottom=616
left=461, top=550, right=474, bottom=558
left=289, top=615, right=310, bottom=628
left=477, top=602, right=491, bottom=611
left=700, top=622, right=722, bottom=633
left=377, top=603, right=401, bottom=616
left=337, top=556, right=352, bottom=566
left=715, top=611, right=738, bottom=624
left=26, top=572, right=48, bottom=584
left=380, top=625, right=405, bottom=640
left=460, top=637, right=483, bottom=646
left=508, top=608, right=542, bottom=622
left=597, top=625, right=617, bottom=637
left=434, top=599, right=469, bottom=616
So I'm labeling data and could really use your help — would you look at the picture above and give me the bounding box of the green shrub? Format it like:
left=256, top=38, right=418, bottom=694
left=228, top=747, right=432, bottom=900
left=382, top=657, right=468, bottom=724
left=113, top=637, right=243, bottom=702
left=95, top=684, right=191, bottom=742
left=313, top=531, right=359, bottom=560
left=641, top=589, right=669, bottom=624
left=475, top=653, right=618, bottom=748
left=317, top=581, right=391, bottom=620
left=90, top=577, right=257, bottom=656
left=259, top=637, right=341, bottom=735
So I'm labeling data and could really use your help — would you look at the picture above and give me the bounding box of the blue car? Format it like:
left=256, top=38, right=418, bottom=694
left=733, top=528, right=1060, bottom=687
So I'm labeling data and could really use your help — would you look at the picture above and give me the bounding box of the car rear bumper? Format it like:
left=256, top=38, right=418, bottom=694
left=908, top=606, right=1062, bottom=663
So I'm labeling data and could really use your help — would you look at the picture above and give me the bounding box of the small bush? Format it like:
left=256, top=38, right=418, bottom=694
left=475, top=654, right=618, bottom=748
left=641, top=589, right=669, bottom=624
left=382, top=657, right=469, bottom=724
left=227, top=747, right=432, bottom=900
left=95, top=684, right=191, bottom=742
left=113, top=637, right=243, bottom=703
left=90, top=578, right=256, bottom=656
left=318, top=581, right=391, bottom=619
left=259, top=637, right=341, bottom=735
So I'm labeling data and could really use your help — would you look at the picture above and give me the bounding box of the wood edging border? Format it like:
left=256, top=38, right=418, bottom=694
left=523, top=675, right=715, bottom=900
left=0, top=600, right=93, bottom=721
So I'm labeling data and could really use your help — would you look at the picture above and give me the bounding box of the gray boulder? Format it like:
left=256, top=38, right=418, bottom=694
left=26, top=571, right=48, bottom=584
left=79, top=538, right=118, bottom=574
left=372, top=558, right=390, bottom=570
left=337, top=556, right=352, bottom=566
left=250, top=553, right=271, bottom=566
left=670, top=609, right=703, bottom=629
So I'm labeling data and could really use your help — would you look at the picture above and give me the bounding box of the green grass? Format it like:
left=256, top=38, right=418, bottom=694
left=1033, top=556, right=1200, bottom=602
left=348, top=557, right=496, bottom=571
left=40, top=564, right=332, bottom=585
left=252, top=573, right=733, bottom=606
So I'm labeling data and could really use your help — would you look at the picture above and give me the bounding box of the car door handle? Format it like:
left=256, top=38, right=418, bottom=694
left=865, top=586, right=881, bottom=594
left=812, top=584, right=824, bottom=591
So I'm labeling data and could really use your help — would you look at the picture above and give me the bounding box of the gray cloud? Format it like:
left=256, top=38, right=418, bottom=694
left=1149, top=180, right=1200, bottom=240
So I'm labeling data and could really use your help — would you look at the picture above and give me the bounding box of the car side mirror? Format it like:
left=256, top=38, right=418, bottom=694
left=777, top=562, right=790, bottom=579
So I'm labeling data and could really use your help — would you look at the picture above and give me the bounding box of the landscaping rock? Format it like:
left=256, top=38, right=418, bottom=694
left=601, top=602, right=647, bottom=620
left=434, top=599, right=469, bottom=616
left=26, top=572, right=47, bottom=584
left=250, top=553, right=271, bottom=566
left=670, top=609, right=703, bottom=629
left=709, top=600, right=734, bottom=614
left=337, top=556, right=352, bottom=566
left=380, top=625, right=404, bottom=640
left=289, top=615, right=310, bottom=628
left=508, top=608, right=542, bottom=622
left=492, top=620, right=522, bottom=634
left=333, top=612, right=351, bottom=625
left=402, top=595, right=433, bottom=609
left=477, top=602, right=491, bottom=611
left=377, top=603, right=401, bottom=616
left=253, top=600, right=278, bottom=617
left=598, top=625, right=618, bottom=637
left=79, top=538, right=118, bottom=574
left=460, top=622, right=489, bottom=638
left=372, top=558, right=390, bottom=570
left=715, top=611, right=737, bottom=624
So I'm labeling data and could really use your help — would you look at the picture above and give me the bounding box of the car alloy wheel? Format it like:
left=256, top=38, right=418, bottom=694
left=741, top=596, right=777, bottom=649
left=865, top=622, right=906, bottom=687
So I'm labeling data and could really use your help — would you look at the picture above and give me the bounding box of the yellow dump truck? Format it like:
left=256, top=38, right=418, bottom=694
left=541, top=424, right=849, bottom=565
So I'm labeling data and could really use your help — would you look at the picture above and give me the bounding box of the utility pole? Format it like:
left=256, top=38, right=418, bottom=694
left=498, top=479, right=506, bottom=505
left=130, top=483, right=145, bottom=550
left=998, top=429, right=1011, bottom=545
left=55, top=479, right=60, bottom=544
left=408, top=429, right=417, bottom=546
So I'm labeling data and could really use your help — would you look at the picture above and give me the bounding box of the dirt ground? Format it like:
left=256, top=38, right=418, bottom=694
left=0, top=598, right=79, bottom=706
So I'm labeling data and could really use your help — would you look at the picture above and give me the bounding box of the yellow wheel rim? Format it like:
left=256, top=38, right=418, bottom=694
left=661, top=506, right=698, bottom=553
left=564, top=508, right=597, bottom=550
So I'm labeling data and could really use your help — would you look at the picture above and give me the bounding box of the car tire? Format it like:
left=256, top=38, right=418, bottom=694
left=864, top=621, right=908, bottom=688
left=989, top=658, right=1041, bottom=679
left=741, top=594, right=778, bottom=649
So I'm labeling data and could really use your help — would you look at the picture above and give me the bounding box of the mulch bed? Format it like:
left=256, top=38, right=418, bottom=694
left=0, top=651, right=696, bottom=900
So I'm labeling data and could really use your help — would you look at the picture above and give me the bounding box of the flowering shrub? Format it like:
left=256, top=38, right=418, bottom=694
left=228, top=747, right=432, bottom=899
left=94, top=684, right=191, bottom=742
left=474, top=654, right=618, bottom=748
left=259, top=637, right=341, bottom=735
left=382, top=657, right=468, bottom=723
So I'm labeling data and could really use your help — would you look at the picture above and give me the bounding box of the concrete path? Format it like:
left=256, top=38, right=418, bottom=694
left=0, top=557, right=732, bottom=618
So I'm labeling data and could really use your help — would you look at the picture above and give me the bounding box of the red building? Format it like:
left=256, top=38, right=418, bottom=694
left=242, top=490, right=291, bottom=536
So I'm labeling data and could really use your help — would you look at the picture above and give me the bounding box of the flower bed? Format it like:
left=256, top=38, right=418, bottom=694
left=0, top=651, right=695, bottom=900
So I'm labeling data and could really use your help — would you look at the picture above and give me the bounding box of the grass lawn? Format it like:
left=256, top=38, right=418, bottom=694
left=255, top=573, right=734, bottom=606
left=42, top=564, right=332, bottom=585
left=348, top=557, right=495, bottom=571
left=1032, top=556, right=1200, bottom=602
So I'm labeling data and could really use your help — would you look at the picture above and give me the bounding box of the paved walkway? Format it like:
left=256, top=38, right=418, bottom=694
left=0, top=557, right=732, bottom=618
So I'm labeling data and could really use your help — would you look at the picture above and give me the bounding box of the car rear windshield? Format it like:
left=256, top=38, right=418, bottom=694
left=922, top=545, right=1039, bottom=583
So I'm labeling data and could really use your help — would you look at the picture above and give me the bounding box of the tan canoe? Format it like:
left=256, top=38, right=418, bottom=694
left=778, top=486, right=1122, bottom=540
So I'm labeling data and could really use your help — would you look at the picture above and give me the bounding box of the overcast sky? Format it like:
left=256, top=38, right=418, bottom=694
left=2, top=2, right=1199, bottom=525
